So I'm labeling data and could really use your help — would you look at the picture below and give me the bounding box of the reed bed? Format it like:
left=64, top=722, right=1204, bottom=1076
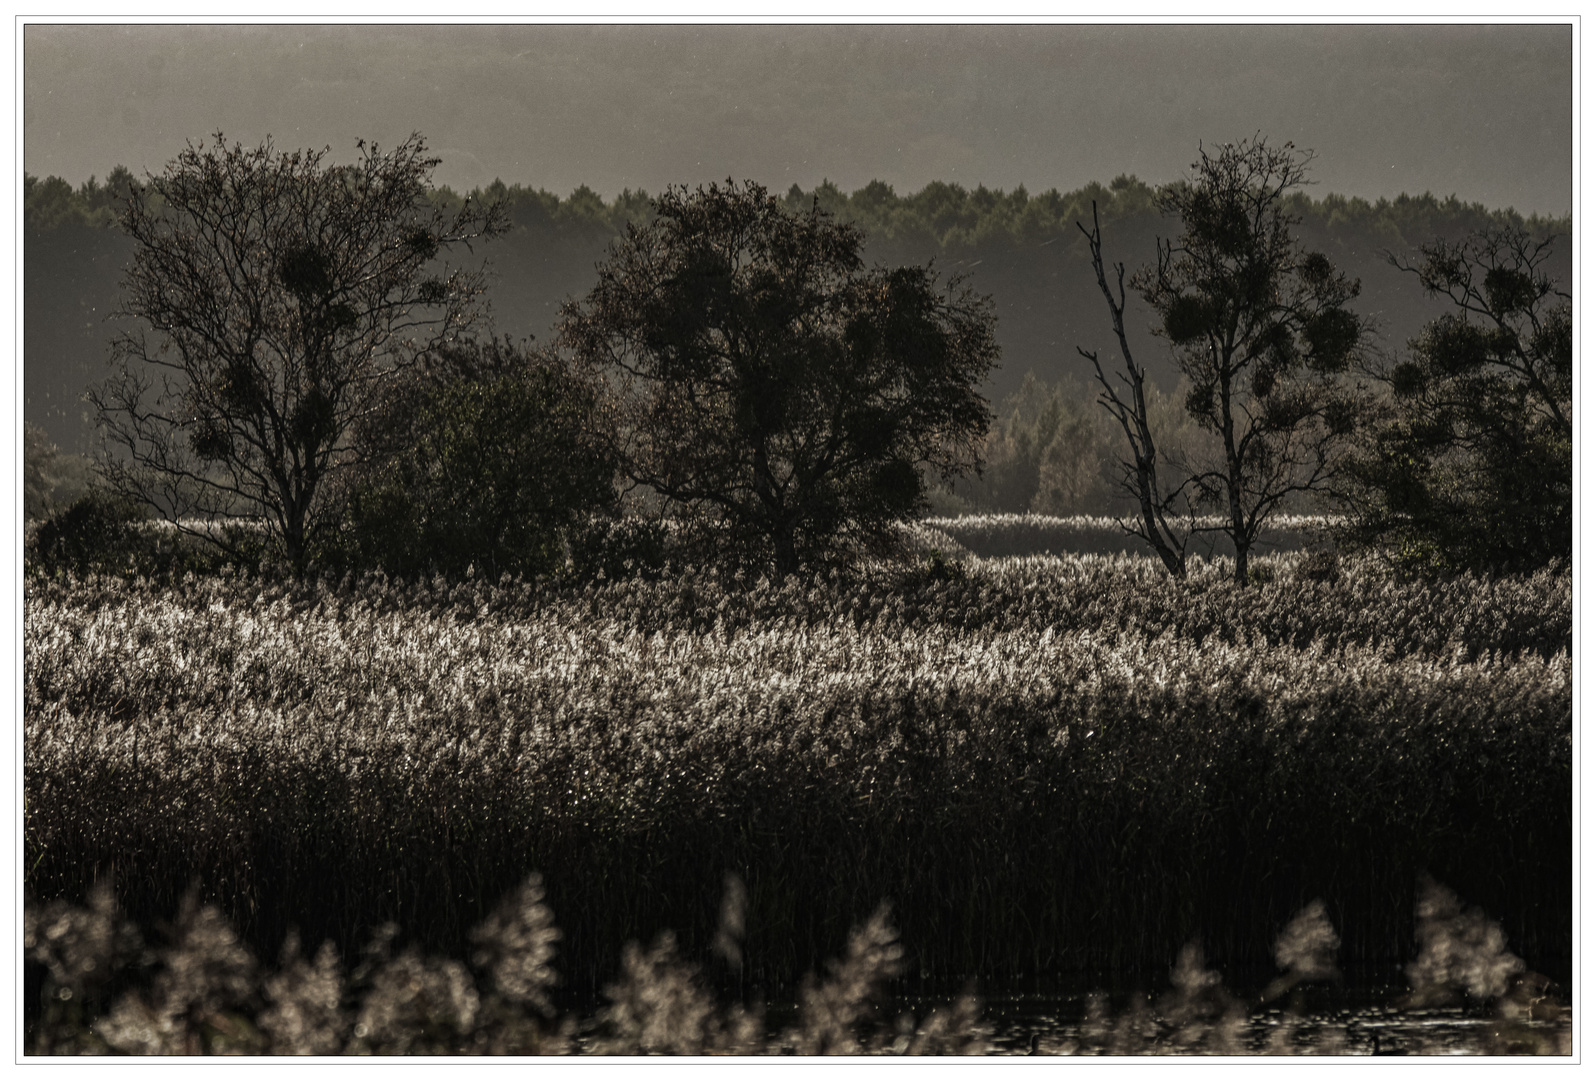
left=25, top=551, right=1570, bottom=1014
left=922, top=513, right=1338, bottom=559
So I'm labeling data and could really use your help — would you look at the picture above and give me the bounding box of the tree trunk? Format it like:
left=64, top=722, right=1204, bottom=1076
left=772, top=522, right=800, bottom=580
left=281, top=480, right=312, bottom=572
left=1233, top=532, right=1250, bottom=585
left=1218, top=349, right=1249, bottom=586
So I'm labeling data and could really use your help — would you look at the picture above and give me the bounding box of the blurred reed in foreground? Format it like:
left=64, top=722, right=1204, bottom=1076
left=24, top=875, right=1568, bottom=1056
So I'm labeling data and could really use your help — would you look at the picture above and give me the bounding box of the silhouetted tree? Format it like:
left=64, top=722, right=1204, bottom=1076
left=558, top=179, right=999, bottom=577
left=1133, top=137, right=1370, bottom=583
left=1077, top=201, right=1190, bottom=578
left=1337, top=226, right=1571, bottom=575
left=90, top=133, right=506, bottom=570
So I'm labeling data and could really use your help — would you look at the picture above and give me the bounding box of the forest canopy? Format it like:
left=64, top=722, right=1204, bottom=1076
left=25, top=167, right=1570, bottom=467
left=26, top=167, right=1568, bottom=251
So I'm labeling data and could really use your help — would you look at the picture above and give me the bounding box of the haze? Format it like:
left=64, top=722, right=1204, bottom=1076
left=23, top=22, right=1574, bottom=217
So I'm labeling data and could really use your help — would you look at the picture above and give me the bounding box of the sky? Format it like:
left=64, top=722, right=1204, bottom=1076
left=21, top=21, right=1575, bottom=217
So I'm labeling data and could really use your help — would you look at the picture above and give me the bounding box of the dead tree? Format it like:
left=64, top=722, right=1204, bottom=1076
left=1075, top=202, right=1188, bottom=579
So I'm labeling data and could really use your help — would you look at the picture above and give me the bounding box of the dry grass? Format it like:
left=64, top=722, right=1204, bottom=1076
left=24, top=551, right=1570, bottom=1050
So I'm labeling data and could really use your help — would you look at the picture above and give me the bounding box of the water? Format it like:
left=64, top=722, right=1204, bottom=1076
left=565, top=967, right=1572, bottom=1055
left=899, top=972, right=1572, bottom=1056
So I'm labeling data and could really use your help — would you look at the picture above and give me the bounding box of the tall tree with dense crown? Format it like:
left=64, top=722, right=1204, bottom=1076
left=558, top=179, right=999, bottom=577
left=90, top=133, right=506, bottom=569
left=1337, top=225, right=1572, bottom=575
left=1133, top=136, right=1371, bottom=583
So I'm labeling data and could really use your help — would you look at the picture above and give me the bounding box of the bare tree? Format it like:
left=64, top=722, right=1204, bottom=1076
left=1075, top=202, right=1188, bottom=579
left=90, top=133, right=506, bottom=569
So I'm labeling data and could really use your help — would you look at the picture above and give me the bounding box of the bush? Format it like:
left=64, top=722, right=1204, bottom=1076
left=565, top=515, right=673, bottom=582
left=1294, top=549, right=1342, bottom=584
left=28, top=491, right=152, bottom=575
left=325, top=338, right=618, bottom=580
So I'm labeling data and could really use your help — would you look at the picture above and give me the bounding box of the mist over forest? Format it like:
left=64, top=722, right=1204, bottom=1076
left=25, top=167, right=1570, bottom=458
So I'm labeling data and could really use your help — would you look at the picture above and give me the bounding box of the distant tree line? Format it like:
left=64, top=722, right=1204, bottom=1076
left=28, top=166, right=1566, bottom=278
left=26, top=163, right=1568, bottom=452
left=29, top=166, right=1567, bottom=267
left=23, top=134, right=1570, bottom=581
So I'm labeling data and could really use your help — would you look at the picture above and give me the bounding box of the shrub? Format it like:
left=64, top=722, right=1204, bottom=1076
left=28, top=491, right=152, bottom=575
left=565, top=515, right=673, bottom=583
left=326, top=337, right=618, bottom=580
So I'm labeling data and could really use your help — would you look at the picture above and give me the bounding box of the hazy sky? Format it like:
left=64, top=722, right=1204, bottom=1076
left=23, top=22, right=1574, bottom=216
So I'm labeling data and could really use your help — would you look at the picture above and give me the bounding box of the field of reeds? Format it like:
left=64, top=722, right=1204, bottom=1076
left=919, top=514, right=1338, bottom=559
left=23, top=547, right=1572, bottom=1054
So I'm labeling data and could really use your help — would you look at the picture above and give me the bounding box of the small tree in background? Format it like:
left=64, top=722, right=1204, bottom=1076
left=330, top=337, right=619, bottom=580
left=24, top=422, right=93, bottom=521
left=558, top=179, right=999, bottom=578
left=1337, top=226, right=1571, bottom=576
left=90, top=133, right=506, bottom=571
left=1133, top=137, right=1371, bottom=584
